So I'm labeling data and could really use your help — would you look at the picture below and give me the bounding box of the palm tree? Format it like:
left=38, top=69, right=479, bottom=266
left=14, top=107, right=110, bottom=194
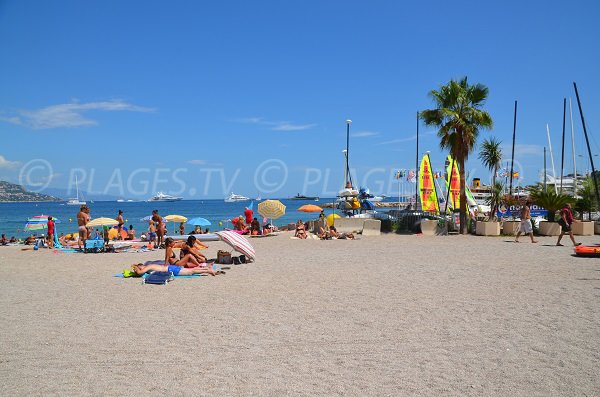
left=420, top=77, right=493, bottom=233
left=528, top=183, right=574, bottom=222
left=478, top=137, right=503, bottom=217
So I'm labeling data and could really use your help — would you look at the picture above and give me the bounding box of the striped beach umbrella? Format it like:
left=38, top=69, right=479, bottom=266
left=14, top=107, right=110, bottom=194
left=87, top=217, right=119, bottom=227
left=215, top=230, right=255, bottom=260
left=164, top=215, right=188, bottom=223
left=257, top=200, right=286, bottom=220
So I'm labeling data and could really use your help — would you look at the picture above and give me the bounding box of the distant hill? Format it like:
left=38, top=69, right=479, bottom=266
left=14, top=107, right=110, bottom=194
left=0, top=181, right=62, bottom=202
left=33, top=186, right=122, bottom=202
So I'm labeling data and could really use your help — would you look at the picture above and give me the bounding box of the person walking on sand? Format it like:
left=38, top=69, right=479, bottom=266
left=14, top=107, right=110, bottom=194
left=556, top=203, right=581, bottom=247
left=116, top=210, right=124, bottom=240
left=76, top=205, right=90, bottom=250
left=515, top=200, right=538, bottom=243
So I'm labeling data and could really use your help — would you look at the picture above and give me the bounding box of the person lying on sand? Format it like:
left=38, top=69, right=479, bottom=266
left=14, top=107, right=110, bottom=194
left=131, top=262, right=223, bottom=277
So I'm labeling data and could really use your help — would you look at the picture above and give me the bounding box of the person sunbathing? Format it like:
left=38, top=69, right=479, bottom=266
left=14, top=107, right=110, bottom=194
left=131, top=262, right=221, bottom=277
left=318, top=227, right=331, bottom=240
left=295, top=220, right=307, bottom=239
left=178, top=236, right=208, bottom=263
left=157, top=237, right=204, bottom=268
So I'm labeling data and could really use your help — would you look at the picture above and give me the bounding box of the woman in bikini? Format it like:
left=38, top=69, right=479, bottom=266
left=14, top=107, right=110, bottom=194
left=177, top=235, right=208, bottom=264
left=295, top=220, right=307, bottom=239
left=76, top=205, right=90, bottom=250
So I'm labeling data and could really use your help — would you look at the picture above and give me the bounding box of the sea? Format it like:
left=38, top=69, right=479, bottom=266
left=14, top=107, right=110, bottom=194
left=0, top=197, right=407, bottom=238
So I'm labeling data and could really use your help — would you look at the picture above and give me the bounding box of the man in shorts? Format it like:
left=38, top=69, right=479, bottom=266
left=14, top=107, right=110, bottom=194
left=515, top=200, right=537, bottom=243
left=556, top=203, right=581, bottom=247
left=116, top=210, right=124, bottom=240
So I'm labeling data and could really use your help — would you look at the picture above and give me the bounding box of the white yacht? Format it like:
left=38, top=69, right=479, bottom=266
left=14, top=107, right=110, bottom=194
left=147, top=192, right=183, bottom=202
left=224, top=192, right=250, bottom=202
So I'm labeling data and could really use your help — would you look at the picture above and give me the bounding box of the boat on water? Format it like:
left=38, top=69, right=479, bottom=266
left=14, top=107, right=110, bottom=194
left=289, top=193, right=320, bottom=201
left=357, top=187, right=384, bottom=202
left=66, top=176, right=86, bottom=206
left=147, top=192, right=183, bottom=202
left=224, top=192, right=250, bottom=202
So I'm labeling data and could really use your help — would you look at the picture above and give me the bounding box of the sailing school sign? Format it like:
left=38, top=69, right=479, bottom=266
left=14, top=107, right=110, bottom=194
left=497, top=204, right=548, bottom=218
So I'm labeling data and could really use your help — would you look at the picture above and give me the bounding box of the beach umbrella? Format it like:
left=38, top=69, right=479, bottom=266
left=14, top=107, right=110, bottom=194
left=164, top=215, right=187, bottom=233
left=215, top=230, right=256, bottom=260
left=24, top=215, right=61, bottom=231
left=298, top=204, right=323, bottom=213
left=164, top=214, right=188, bottom=223
left=326, top=213, right=340, bottom=227
left=87, top=217, right=119, bottom=227
left=187, top=217, right=211, bottom=227
left=258, top=200, right=286, bottom=220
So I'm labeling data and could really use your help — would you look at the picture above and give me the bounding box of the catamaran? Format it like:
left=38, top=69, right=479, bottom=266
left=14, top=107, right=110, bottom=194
left=66, top=176, right=86, bottom=206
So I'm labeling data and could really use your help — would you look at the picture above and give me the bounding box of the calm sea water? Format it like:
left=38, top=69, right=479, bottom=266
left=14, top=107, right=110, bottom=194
left=0, top=197, right=404, bottom=238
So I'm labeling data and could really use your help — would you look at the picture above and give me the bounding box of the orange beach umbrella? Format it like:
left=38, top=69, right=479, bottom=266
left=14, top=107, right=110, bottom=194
left=298, top=204, right=323, bottom=213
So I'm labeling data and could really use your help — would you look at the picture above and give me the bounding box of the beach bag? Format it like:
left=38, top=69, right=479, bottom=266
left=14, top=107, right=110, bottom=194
left=142, top=271, right=173, bottom=285
left=217, top=250, right=233, bottom=264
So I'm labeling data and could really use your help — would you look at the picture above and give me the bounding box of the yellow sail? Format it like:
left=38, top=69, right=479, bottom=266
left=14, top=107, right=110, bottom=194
left=445, top=155, right=460, bottom=210
left=419, top=154, right=439, bottom=213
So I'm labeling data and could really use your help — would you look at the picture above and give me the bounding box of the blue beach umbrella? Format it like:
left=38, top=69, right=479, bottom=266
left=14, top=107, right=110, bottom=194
left=187, top=217, right=211, bottom=227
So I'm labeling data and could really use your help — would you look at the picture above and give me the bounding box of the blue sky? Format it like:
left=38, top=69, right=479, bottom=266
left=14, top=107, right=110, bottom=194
left=0, top=0, right=599, bottom=199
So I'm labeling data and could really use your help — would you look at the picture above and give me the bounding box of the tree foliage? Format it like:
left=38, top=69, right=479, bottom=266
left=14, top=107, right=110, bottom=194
left=420, top=77, right=493, bottom=233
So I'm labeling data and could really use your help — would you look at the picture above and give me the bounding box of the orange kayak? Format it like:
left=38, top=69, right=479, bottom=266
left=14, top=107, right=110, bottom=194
left=574, top=245, right=600, bottom=257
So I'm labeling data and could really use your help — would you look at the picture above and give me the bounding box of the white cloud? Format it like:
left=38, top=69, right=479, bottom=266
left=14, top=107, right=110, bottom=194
left=271, top=123, right=316, bottom=131
left=352, top=131, right=380, bottom=138
left=233, top=116, right=316, bottom=132
left=188, top=159, right=208, bottom=165
left=0, top=155, right=20, bottom=169
left=376, top=135, right=417, bottom=145
left=1, top=99, right=155, bottom=129
left=502, top=144, right=544, bottom=156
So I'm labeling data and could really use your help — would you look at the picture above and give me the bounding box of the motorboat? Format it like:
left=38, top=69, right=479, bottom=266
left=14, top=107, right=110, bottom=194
left=289, top=193, right=320, bottom=201
left=357, top=187, right=383, bottom=202
left=147, top=192, right=183, bottom=202
left=224, top=192, right=250, bottom=202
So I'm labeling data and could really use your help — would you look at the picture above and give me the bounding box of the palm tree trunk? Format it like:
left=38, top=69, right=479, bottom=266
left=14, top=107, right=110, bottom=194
left=460, top=158, right=467, bottom=234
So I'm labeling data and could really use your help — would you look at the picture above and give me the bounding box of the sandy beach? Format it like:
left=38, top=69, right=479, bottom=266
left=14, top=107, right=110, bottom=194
left=1, top=233, right=599, bottom=396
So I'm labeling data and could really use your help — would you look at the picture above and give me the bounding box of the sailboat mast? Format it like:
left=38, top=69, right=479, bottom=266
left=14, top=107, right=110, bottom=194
left=345, top=119, right=352, bottom=187
left=546, top=124, right=558, bottom=193
left=569, top=98, right=577, bottom=197
left=75, top=175, right=79, bottom=200
left=560, top=98, right=566, bottom=193
left=573, top=82, right=600, bottom=210
left=509, top=101, right=517, bottom=195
